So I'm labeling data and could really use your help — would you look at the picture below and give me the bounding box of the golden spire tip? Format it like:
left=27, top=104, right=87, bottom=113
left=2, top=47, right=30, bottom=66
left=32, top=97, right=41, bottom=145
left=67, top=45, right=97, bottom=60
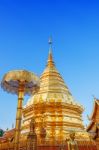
left=47, top=37, right=55, bottom=67
left=48, top=36, right=52, bottom=53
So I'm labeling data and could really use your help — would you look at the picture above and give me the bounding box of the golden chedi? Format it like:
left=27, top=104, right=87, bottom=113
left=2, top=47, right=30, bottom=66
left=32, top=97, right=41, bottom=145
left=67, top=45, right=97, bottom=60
left=22, top=43, right=89, bottom=143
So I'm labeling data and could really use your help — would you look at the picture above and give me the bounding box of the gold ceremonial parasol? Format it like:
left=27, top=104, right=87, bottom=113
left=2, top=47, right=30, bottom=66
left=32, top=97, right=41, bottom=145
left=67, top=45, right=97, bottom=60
left=1, top=70, right=40, bottom=150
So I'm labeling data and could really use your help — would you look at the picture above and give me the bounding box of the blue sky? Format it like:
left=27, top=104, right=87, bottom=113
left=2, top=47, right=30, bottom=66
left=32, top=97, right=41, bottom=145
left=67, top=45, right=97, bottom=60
left=0, top=0, right=99, bottom=130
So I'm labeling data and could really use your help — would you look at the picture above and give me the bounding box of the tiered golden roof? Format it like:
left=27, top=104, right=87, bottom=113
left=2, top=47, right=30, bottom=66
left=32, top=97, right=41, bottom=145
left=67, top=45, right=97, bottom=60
left=22, top=49, right=89, bottom=143
left=26, top=50, right=82, bottom=106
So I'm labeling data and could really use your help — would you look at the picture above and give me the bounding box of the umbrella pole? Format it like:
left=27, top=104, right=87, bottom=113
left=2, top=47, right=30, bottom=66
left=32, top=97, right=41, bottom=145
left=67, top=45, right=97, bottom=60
left=14, top=83, right=24, bottom=150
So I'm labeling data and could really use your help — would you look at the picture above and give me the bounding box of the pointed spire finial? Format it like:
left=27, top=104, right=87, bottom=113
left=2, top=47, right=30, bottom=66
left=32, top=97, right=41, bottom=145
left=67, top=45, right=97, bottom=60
left=48, top=36, right=52, bottom=51
left=47, top=37, right=55, bottom=67
left=12, top=123, right=14, bottom=129
left=92, top=95, right=97, bottom=101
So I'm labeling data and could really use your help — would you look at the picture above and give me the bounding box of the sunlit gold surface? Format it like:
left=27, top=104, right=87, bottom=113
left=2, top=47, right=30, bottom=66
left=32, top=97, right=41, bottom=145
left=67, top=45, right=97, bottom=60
left=1, top=70, right=40, bottom=95
left=14, top=83, right=24, bottom=150
left=22, top=51, right=89, bottom=143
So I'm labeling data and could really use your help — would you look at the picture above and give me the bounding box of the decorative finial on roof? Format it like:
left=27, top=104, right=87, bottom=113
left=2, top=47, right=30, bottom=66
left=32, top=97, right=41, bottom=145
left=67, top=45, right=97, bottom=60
left=12, top=123, right=14, bottom=129
left=92, top=95, right=97, bottom=101
left=47, top=37, right=55, bottom=67
left=6, top=128, right=9, bottom=131
left=48, top=36, right=52, bottom=50
left=87, top=114, right=91, bottom=121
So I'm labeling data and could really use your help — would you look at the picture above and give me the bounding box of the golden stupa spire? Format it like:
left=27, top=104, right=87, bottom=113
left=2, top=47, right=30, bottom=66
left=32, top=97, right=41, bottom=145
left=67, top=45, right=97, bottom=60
left=47, top=37, right=55, bottom=67
left=23, top=39, right=85, bottom=144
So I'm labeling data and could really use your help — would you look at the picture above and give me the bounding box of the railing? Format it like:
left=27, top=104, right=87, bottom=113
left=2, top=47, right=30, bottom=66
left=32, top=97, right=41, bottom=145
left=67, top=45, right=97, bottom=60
left=0, top=140, right=97, bottom=150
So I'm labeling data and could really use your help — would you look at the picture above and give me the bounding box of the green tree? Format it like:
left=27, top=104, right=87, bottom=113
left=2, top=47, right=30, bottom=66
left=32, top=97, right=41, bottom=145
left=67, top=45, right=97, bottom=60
left=0, top=129, right=4, bottom=137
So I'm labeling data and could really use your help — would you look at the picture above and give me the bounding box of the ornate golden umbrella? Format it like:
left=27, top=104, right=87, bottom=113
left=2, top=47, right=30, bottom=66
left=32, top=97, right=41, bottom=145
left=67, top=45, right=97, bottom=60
left=1, top=70, right=39, bottom=150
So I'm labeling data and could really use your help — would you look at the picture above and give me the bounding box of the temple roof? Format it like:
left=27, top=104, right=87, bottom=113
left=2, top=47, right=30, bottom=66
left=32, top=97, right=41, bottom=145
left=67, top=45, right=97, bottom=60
left=90, top=99, right=99, bottom=120
left=87, top=99, right=99, bottom=131
left=0, top=129, right=15, bottom=143
left=2, top=129, right=15, bottom=139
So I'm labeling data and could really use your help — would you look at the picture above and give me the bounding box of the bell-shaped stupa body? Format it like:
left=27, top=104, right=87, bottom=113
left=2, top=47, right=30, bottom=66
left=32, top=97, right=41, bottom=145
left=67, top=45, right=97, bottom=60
left=22, top=49, right=87, bottom=143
